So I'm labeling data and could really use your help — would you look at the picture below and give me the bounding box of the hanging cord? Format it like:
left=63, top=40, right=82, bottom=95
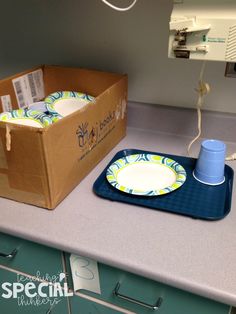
left=187, top=61, right=210, bottom=157
left=101, top=0, right=138, bottom=11
left=187, top=62, right=236, bottom=161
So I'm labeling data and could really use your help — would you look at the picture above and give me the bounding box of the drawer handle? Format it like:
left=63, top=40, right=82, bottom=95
left=113, top=282, right=163, bottom=311
left=0, top=248, right=17, bottom=259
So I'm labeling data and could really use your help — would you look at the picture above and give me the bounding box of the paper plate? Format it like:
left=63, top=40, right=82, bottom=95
left=106, top=154, right=187, bottom=196
left=0, top=109, right=60, bottom=128
left=45, top=91, right=95, bottom=117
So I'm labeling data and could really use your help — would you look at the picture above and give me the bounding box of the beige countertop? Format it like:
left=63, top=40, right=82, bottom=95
left=0, top=103, right=236, bottom=307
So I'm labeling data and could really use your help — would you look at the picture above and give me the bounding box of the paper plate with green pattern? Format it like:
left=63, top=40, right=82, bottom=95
left=106, top=154, right=187, bottom=196
left=0, top=109, right=60, bottom=128
left=45, top=91, right=95, bottom=117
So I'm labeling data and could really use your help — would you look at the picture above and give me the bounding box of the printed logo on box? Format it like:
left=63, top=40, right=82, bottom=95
left=76, top=110, right=116, bottom=160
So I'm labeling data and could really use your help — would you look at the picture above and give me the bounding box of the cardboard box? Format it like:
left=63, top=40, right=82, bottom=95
left=0, top=65, right=127, bottom=209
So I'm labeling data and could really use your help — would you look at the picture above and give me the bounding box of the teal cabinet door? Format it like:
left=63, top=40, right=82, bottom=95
left=0, top=268, right=69, bottom=314
left=70, top=294, right=125, bottom=314
left=0, top=232, right=64, bottom=282
left=65, top=254, right=229, bottom=314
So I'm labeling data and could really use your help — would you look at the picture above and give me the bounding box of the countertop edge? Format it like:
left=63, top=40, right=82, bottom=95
left=0, top=225, right=235, bottom=308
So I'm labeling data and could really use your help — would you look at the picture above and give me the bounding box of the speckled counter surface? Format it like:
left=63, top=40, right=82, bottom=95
left=0, top=103, right=236, bottom=307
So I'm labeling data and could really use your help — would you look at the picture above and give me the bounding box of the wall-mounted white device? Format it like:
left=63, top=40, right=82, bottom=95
left=168, top=0, right=236, bottom=61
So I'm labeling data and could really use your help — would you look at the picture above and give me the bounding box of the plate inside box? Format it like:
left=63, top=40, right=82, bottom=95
left=0, top=109, right=58, bottom=128
left=45, top=91, right=95, bottom=117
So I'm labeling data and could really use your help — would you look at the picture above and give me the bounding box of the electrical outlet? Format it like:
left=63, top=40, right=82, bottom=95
left=225, top=62, right=236, bottom=78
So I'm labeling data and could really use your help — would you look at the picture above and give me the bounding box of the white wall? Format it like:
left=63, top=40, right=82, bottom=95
left=0, top=0, right=235, bottom=113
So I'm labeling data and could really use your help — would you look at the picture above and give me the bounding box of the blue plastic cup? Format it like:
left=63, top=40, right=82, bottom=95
left=193, top=139, right=226, bottom=185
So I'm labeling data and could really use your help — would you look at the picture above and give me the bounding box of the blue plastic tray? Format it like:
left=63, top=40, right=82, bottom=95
left=93, top=149, right=234, bottom=220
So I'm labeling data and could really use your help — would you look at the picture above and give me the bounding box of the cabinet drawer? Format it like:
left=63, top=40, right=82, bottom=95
left=70, top=294, right=127, bottom=314
left=65, top=255, right=229, bottom=314
left=0, top=232, right=64, bottom=281
left=0, top=268, right=69, bottom=314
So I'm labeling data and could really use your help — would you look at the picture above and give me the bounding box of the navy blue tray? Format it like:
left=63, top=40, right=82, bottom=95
left=93, top=149, right=234, bottom=220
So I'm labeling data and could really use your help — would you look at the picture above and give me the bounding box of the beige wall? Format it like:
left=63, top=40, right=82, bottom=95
left=0, top=0, right=235, bottom=113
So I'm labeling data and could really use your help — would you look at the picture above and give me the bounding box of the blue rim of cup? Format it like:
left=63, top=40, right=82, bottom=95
left=201, top=139, right=226, bottom=152
left=192, top=170, right=225, bottom=186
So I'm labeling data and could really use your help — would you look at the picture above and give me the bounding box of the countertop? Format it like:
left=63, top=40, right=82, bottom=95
left=0, top=103, right=236, bottom=307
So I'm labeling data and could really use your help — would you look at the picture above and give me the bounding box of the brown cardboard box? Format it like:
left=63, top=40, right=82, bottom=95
left=0, top=65, right=127, bottom=209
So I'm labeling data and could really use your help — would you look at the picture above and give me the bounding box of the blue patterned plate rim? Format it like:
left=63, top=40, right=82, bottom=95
left=44, top=91, right=95, bottom=115
left=106, top=153, right=187, bottom=196
left=0, top=109, right=58, bottom=127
